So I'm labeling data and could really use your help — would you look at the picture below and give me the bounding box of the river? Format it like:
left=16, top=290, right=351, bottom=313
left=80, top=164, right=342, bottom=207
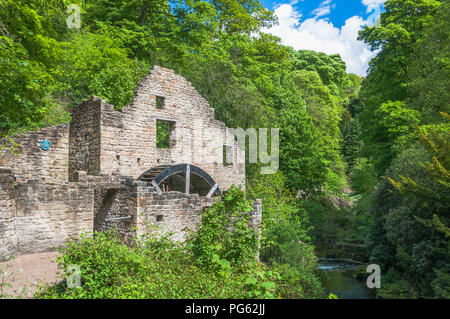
left=318, top=258, right=376, bottom=299
left=316, top=240, right=376, bottom=299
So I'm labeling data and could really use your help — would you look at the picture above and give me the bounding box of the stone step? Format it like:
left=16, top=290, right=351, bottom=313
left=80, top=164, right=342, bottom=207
left=140, top=165, right=171, bottom=181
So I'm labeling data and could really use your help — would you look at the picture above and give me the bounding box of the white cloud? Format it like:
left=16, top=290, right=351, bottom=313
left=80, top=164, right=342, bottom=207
left=312, top=0, right=333, bottom=18
left=262, top=3, right=379, bottom=76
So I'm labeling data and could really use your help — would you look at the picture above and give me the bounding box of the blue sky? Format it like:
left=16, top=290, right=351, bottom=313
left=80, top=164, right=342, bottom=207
left=259, top=0, right=386, bottom=75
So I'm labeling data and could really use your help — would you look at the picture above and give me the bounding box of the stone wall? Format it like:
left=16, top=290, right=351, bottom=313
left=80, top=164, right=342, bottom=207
left=135, top=189, right=263, bottom=244
left=0, top=171, right=127, bottom=259
left=1, top=169, right=262, bottom=259
left=249, top=199, right=263, bottom=235
left=250, top=199, right=262, bottom=260
left=0, top=168, right=18, bottom=260
left=69, top=97, right=102, bottom=181
left=12, top=178, right=94, bottom=255
left=136, top=189, right=216, bottom=242
left=0, top=65, right=255, bottom=259
left=0, top=124, right=69, bottom=184
left=95, top=66, right=245, bottom=190
left=94, top=185, right=137, bottom=245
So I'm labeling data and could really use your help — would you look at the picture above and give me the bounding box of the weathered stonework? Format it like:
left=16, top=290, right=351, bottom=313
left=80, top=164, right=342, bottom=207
left=0, top=168, right=18, bottom=259
left=0, top=66, right=261, bottom=260
left=136, top=190, right=216, bottom=242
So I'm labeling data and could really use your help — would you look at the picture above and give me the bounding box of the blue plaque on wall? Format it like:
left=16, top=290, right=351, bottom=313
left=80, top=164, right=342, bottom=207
left=40, top=139, right=51, bottom=150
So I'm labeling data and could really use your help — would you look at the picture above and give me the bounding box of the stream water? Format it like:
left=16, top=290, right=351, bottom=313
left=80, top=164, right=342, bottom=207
left=318, top=258, right=376, bottom=299
left=316, top=241, right=376, bottom=299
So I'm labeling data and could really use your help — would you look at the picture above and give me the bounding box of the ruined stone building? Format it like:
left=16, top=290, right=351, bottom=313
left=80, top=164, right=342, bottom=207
left=0, top=66, right=261, bottom=259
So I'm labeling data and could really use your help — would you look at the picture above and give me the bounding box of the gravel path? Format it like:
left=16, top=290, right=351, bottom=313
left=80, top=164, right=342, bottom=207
left=0, top=252, right=60, bottom=298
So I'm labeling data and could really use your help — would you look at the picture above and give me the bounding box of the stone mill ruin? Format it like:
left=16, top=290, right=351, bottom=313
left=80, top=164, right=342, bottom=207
left=0, top=66, right=262, bottom=259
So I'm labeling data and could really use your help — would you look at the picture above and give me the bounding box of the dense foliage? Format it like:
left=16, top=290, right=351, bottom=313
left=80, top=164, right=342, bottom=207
left=37, top=187, right=324, bottom=299
left=354, top=0, right=450, bottom=298
left=0, top=0, right=353, bottom=194
left=1, top=0, right=448, bottom=299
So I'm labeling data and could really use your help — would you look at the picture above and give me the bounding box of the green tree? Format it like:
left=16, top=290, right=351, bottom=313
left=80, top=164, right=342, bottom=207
left=290, top=49, right=350, bottom=99
left=387, top=114, right=449, bottom=297
left=291, top=69, right=346, bottom=187
left=407, top=0, right=450, bottom=122
left=340, top=116, right=362, bottom=173
left=279, top=105, right=329, bottom=193
left=0, top=36, right=54, bottom=133
left=357, top=0, right=441, bottom=175
left=366, top=114, right=449, bottom=298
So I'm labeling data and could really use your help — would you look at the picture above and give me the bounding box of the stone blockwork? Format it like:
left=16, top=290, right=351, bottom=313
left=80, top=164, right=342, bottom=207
left=14, top=179, right=94, bottom=255
left=0, top=66, right=260, bottom=260
left=0, top=168, right=95, bottom=258
left=136, top=190, right=216, bottom=242
left=69, top=98, right=102, bottom=180
left=0, top=124, right=69, bottom=185
left=97, top=66, right=245, bottom=189
left=93, top=185, right=137, bottom=245
left=0, top=168, right=18, bottom=259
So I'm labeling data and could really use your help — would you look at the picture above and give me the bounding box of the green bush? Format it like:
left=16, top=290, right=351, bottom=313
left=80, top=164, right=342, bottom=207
left=261, top=218, right=324, bottom=299
left=188, top=185, right=260, bottom=272
left=246, top=174, right=324, bottom=298
left=36, top=186, right=325, bottom=299
left=36, top=188, right=281, bottom=299
left=36, top=230, right=278, bottom=299
left=247, top=172, right=307, bottom=247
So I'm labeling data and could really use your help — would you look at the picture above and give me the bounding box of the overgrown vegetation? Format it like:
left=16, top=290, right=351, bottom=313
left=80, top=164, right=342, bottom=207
left=1, top=0, right=448, bottom=299
left=37, top=187, right=324, bottom=299
left=352, top=0, right=450, bottom=298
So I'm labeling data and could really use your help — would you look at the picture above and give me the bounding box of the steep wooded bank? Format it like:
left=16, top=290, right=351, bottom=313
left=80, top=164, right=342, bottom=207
left=352, top=0, right=449, bottom=298
left=0, top=0, right=448, bottom=299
